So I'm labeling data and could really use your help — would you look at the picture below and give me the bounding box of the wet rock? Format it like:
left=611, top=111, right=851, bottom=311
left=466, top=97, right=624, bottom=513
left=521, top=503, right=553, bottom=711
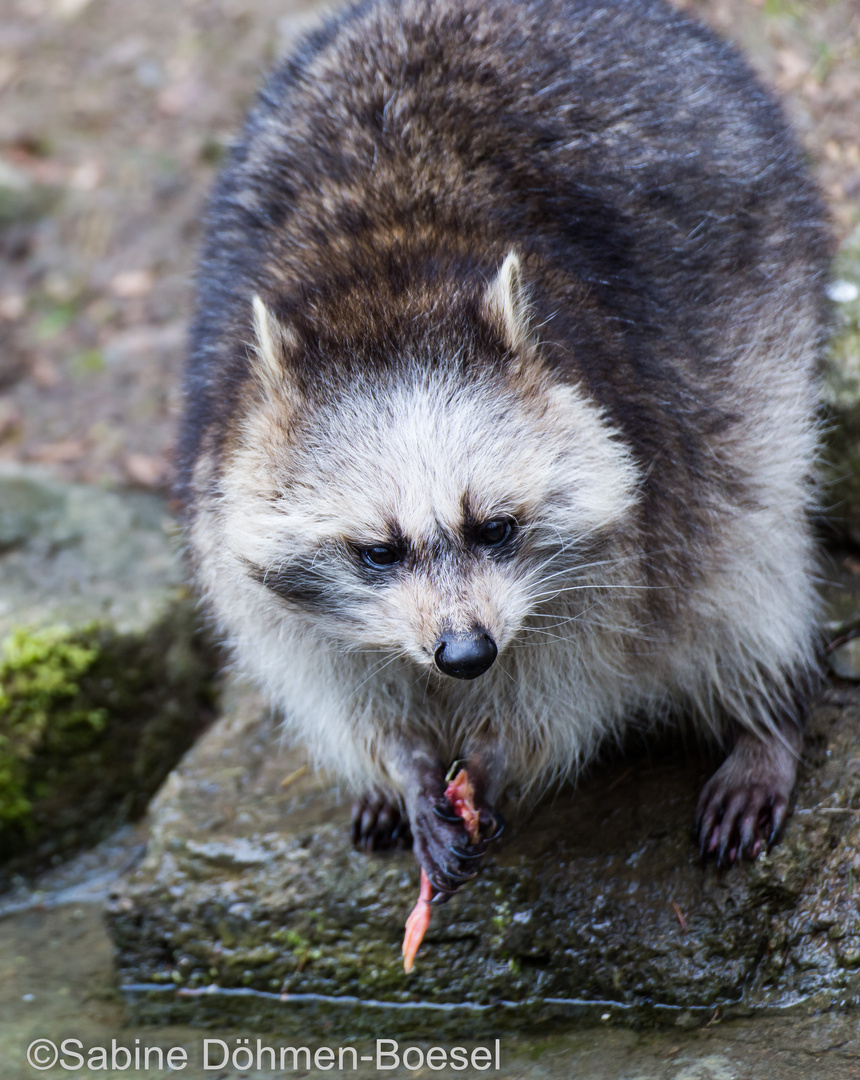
left=829, top=636, right=860, bottom=681
left=107, top=678, right=860, bottom=1037
left=0, top=465, right=215, bottom=881
left=823, top=225, right=860, bottom=543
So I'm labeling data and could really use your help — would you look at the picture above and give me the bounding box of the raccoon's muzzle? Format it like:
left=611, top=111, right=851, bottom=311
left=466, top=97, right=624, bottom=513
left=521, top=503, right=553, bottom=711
left=434, top=630, right=497, bottom=680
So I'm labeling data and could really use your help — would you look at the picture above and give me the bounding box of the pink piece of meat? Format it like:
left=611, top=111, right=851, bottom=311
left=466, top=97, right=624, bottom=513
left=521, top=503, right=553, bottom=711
left=401, top=869, right=433, bottom=974
left=445, top=768, right=480, bottom=843
left=401, top=768, right=480, bottom=972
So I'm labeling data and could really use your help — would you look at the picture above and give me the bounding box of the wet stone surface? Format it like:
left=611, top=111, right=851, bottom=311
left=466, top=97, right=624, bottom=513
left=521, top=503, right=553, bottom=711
left=0, top=463, right=186, bottom=637
left=2, top=894, right=860, bottom=1080
left=107, top=677, right=860, bottom=1038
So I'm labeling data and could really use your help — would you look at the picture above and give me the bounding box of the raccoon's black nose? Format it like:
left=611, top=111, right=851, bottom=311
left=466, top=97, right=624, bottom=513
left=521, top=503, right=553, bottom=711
left=434, top=630, right=497, bottom=679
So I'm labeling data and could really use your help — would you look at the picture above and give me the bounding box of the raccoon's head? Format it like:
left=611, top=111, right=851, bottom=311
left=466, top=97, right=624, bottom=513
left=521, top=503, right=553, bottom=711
left=218, top=253, right=640, bottom=680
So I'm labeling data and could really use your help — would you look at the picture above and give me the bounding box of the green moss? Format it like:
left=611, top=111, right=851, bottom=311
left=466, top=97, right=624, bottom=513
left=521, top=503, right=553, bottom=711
left=0, top=607, right=215, bottom=878
left=69, top=348, right=106, bottom=377
left=33, top=299, right=79, bottom=341
left=0, top=625, right=106, bottom=827
left=271, top=928, right=311, bottom=952
left=761, top=0, right=805, bottom=20
left=491, top=901, right=513, bottom=931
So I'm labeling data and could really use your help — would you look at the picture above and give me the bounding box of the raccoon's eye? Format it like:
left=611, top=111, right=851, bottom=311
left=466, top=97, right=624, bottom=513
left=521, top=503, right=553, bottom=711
left=359, top=544, right=401, bottom=569
left=475, top=518, right=513, bottom=547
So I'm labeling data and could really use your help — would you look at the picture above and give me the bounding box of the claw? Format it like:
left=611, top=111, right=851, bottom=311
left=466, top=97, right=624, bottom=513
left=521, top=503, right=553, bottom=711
left=696, top=726, right=801, bottom=867
left=433, top=868, right=479, bottom=892
left=351, top=794, right=411, bottom=852
left=768, top=798, right=788, bottom=849
left=432, top=804, right=463, bottom=824
left=449, top=844, right=486, bottom=859
left=426, top=871, right=461, bottom=898
left=449, top=868, right=480, bottom=884
left=698, top=808, right=719, bottom=862
left=483, top=812, right=506, bottom=841
left=738, top=814, right=756, bottom=859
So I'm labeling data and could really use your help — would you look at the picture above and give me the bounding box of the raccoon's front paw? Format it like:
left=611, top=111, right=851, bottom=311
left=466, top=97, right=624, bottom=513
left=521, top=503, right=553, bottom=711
left=695, top=731, right=798, bottom=867
left=351, top=793, right=412, bottom=852
left=410, top=790, right=504, bottom=901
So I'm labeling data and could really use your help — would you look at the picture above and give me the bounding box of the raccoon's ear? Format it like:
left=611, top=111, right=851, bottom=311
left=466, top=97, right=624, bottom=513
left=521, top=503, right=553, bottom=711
left=250, top=294, right=300, bottom=398
left=484, top=250, right=532, bottom=352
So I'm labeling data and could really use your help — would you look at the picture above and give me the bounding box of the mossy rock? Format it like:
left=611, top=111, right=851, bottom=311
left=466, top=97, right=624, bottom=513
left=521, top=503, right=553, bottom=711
left=0, top=467, right=216, bottom=883
left=107, top=679, right=860, bottom=1038
left=0, top=625, right=108, bottom=828
left=0, top=617, right=213, bottom=874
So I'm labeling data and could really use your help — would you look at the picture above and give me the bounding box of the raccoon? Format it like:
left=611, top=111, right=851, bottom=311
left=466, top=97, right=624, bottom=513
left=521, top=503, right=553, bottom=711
left=177, top=0, right=831, bottom=897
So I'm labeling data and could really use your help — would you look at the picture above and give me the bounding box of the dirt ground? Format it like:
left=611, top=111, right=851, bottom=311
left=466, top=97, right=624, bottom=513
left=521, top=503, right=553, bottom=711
left=0, top=0, right=858, bottom=493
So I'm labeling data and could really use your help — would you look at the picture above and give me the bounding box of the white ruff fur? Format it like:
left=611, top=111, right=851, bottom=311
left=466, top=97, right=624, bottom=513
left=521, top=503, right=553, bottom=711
left=190, top=294, right=820, bottom=802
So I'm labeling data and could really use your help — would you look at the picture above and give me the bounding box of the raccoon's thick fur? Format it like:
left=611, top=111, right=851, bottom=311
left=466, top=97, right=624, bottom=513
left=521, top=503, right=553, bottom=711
left=178, top=0, right=831, bottom=889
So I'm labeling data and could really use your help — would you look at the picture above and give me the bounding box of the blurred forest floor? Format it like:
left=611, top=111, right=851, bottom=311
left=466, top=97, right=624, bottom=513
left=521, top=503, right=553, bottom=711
left=0, top=0, right=857, bottom=493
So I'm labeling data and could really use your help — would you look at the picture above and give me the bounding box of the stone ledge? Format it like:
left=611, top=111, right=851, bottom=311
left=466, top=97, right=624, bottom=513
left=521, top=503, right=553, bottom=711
left=107, top=678, right=860, bottom=1037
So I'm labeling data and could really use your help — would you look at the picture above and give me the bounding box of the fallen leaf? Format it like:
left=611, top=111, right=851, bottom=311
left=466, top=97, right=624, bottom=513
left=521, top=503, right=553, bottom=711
left=124, top=452, right=166, bottom=488
left=110, top=269, right=154, bottom=299
left=30, top=439, right=87, bottom=464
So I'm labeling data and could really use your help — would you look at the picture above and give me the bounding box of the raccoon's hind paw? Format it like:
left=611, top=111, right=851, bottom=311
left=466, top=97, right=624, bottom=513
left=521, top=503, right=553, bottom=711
left=351, top=794, right=412, bottom=852
left=695, top=729, right=799, bottom=868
